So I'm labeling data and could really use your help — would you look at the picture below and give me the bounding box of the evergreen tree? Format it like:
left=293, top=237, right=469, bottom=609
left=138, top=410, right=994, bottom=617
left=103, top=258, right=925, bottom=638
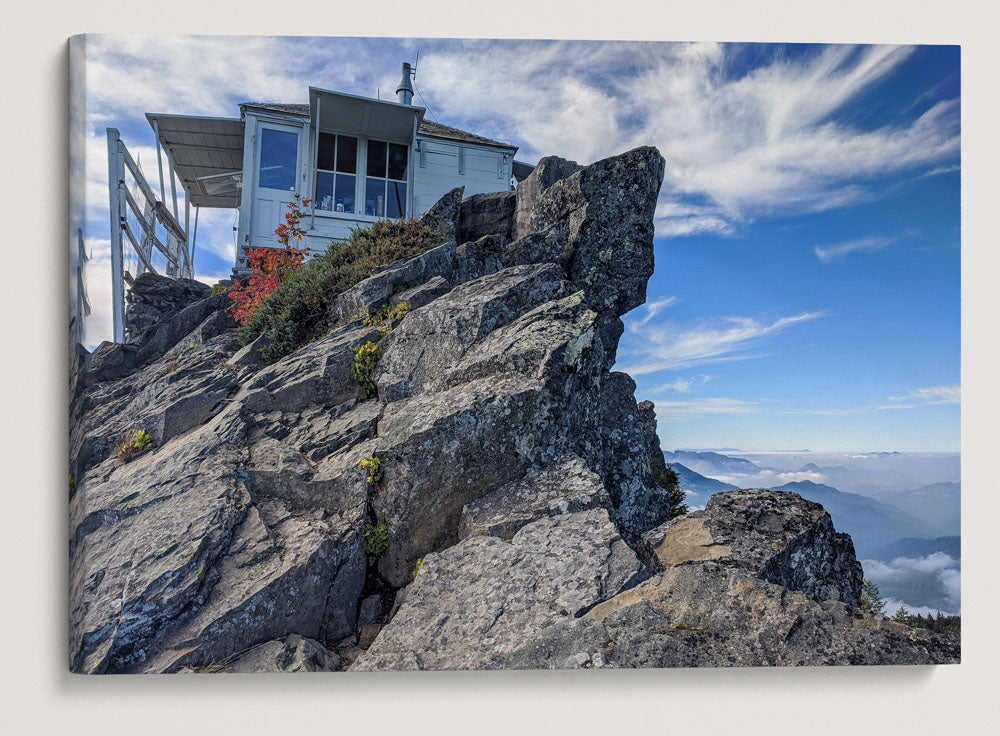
left=891, top=605, right=910, bottom=623
left=651, top=459, right=689, bottom=519
left=859, top=579, right=886, bottom=615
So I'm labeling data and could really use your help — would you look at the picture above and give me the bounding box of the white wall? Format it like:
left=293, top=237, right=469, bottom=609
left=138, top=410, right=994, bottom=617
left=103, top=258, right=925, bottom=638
left=414, top=136, right=515, bottom=216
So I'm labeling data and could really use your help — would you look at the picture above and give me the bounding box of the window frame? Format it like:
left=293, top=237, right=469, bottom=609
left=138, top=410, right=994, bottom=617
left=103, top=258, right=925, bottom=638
left=312, top=131, right=410, bottom=221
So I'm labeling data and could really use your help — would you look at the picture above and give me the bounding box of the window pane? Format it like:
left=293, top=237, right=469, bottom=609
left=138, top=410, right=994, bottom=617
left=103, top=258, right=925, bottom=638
left=314, top=171, right=335, bottom=209
left=387, top=143, right=408, bottom=180
left=335, top=174, right=356, bottom=213
left=367, top=140, right=387, bottom=178
left=258, top=128, right=298, bottom=191
left=337, top=136, right=358, bottom=174
left=386, top=181, right=407, bottom=218
left=317, top=132, right=336, bottom=171
left=365, top=177, right=386, bottom=217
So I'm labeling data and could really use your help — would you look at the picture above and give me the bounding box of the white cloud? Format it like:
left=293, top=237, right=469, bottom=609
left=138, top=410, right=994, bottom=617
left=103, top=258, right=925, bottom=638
left=650, top=375, right=712, bottom=394
left=81, top=249, right=113, bottom=349
left=653, top=397, right=757, bottom=421
left=779, top=384, right=959, bottom=416
left=659, top=378, right=694, bottom=394
left=632, top=296, right=681, bottom=330
left=781, top=408, right=860, bottom=415
left=881, top=598, right=957, bottom=619
left=650, top=376, right=710, bottom=394
left=862, top=553, right=961, bottom=615
left=419, top=42, right=958, bottom=237
left=708, top=468, right=828, bottom=487
left=814, top=236, right=896, bottom=262
left=620, top=311, right=825, bottom=375
left=885, top=385, right=961, bottom=408
left=865, top=552, right=957, bottom=577
left=905, top=385, right=961, bottom=404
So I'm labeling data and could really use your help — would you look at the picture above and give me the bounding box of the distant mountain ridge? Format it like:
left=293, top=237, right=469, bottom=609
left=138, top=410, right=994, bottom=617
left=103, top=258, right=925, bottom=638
left=872, top=482, right=960, bottom=536
left=668, top=462, right=740, bottom=506
left=662, top=450, right=765, bottom=478
left=868, top=536, right=960, bottom=562
left=766, top=480, right=940, bottom=559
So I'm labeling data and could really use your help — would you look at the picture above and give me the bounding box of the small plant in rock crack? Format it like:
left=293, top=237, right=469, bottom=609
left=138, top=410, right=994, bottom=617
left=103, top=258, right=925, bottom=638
left=412, top=557, right=423, bottom=581
left=116, top=429, right=155, bottom=463
left=350, top=341, right=383, bottom=398
left=363, top=517, right=389, bottom=566
left=359, top=453, right=383, bottom=488
left=393, top=280, right=420, bottom=295
left=363, top=301, right=412, bottom=329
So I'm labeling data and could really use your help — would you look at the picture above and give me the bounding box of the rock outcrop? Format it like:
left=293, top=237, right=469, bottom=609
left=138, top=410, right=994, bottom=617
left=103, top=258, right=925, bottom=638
left=125, top=272, right=212, bottom=343
left=69, top=146, right=958, bottom=673
left=503, top=490, right=958, bottom=668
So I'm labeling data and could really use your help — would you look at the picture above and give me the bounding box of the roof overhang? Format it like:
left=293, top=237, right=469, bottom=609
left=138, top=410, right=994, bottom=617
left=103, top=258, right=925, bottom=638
left=308, top=87, right=425, bottom=143
left=146, top=113, right=245, bottom=208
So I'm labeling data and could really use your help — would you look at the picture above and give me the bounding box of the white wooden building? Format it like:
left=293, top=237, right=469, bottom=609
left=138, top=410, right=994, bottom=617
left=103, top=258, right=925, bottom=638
left=145, top=63, right=520, bottom=268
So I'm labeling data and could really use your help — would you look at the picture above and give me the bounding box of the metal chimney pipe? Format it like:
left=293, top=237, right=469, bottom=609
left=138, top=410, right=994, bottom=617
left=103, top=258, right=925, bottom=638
left=396, top=62, right=414, bottom=105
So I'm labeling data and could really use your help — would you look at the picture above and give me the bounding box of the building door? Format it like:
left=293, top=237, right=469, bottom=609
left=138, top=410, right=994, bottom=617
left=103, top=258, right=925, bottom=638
left=250, top=122, right=303, bottom=247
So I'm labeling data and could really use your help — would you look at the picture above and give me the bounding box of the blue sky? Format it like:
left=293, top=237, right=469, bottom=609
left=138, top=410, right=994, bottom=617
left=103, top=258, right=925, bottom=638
left=73, top=38, right=960, bottom=453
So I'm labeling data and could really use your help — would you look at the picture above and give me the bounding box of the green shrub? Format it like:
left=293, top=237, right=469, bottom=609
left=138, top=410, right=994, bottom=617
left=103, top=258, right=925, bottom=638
left=359, top=453, right=383, bottom=485
left=363, top=517, right=389, bottom=566
left=238, top=219, right=439, bottom=361
left=350, top=341, right=383, bottom=398
left=209, top=284, right=228, bottom=297
left=363, top=301, right=412, bottom=328
left=116, top=429, right=154, bottom=463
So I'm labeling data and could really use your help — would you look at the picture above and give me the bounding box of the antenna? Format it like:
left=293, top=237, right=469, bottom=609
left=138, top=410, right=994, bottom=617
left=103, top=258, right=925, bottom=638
left=413, top=49, right=419, bottom=78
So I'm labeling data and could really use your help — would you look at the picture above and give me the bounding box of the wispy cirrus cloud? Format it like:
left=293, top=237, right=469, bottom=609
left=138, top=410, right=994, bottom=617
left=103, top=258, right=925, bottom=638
left=654, top=397, right=757, bottom=421
left=621, top=311, right=826, bottom=375
left=782, top=384, right=960, bottom=415
left=421, top=42, right=959, bottom=237
left=651, top=375, right=712, bottom=394
left=814, top=235, right=897, bottom=262
left=888, top=385, right=961, bottom=405
left=631, top=296, right=681, bottom=330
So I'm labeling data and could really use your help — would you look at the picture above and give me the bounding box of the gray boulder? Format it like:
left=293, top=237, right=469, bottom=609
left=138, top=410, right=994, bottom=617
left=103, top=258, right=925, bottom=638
left=352, top=505, right=644, bottom=671
left=459, top=190, right=517, bottom=244
left=224, top=635, right=341, bottom=673
left=458, top=455, right=610, bottom=541
left=134, top=293, right=233, bottom=364
left=502, top=489, right=956, bottom=668
left=125, top=272, right=211, bottom=343
left=514, top=155, right=583, bottom=240
left=519, top=147, right=665, bottom=316
left=83, top=341, right=139, bottom=385
left=71, top=331, right=241, bottom=474
left=69, top=407, right=366, bottom=674
left=419, top=185, right=464, bottom=246
left=641, top=489, right=864, bottom=606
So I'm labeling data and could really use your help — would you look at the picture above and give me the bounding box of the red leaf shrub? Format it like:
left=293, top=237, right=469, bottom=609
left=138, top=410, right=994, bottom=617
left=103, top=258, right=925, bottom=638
left=228, top=196, right=311, bottom=326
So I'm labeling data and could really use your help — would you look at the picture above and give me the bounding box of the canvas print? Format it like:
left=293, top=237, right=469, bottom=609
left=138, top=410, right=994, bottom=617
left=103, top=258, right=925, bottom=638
left=68, top=37, right=961, bottom=673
